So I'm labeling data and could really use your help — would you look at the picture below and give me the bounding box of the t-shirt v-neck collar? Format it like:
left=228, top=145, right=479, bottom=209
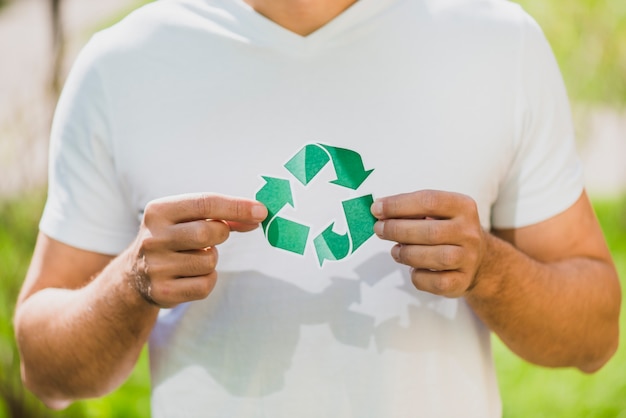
left=214, top=0, right=395, bottom=54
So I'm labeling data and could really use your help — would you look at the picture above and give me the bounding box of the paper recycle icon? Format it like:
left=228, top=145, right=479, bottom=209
left=256, top=143, right=377, bottom=266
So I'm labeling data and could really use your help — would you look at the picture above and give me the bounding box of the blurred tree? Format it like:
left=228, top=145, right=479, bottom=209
left=518, top=0, right=626, bottom=106
left=50, top=0, right=64, bottom=94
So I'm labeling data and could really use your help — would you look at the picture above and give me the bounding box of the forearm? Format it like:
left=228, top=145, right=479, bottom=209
left=15, top=194, right=266, bottom=408
left=466, top=233, right=621, bottom=372
left=14, top=253, right=158, bottom=408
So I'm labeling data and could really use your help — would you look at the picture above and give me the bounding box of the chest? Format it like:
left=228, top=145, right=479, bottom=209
left=107, top=31, right=516, bottom=230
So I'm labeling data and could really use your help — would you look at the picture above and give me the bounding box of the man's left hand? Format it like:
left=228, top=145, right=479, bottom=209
left=371, top=190, right=489, bottom=298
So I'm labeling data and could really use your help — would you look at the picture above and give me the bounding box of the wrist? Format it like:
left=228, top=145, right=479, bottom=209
left=101, top=249, right=161, bottom=314
left=465, top=232, right=508, bottom=302
left=126, top=250, right=161, bottom=309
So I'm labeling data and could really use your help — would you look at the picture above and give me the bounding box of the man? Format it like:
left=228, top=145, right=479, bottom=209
left=15, top=0, right=620, bottom=417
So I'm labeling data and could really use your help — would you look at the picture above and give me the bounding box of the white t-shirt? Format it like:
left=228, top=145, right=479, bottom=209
left=41, top=0, right=584, bottom=416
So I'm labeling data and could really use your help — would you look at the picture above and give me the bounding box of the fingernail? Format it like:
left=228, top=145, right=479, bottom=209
left=391, top=245, right=401, bottom=261
left=374, top=221, right=384, bottom=237
left=252, top=204, right=267, bottom=220
left=371, top=200, right=383, bottom=217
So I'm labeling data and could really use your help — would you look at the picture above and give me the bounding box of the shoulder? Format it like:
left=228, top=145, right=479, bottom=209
left=84, top=0, right=189, bottom=59
left=80, top=0, right=229, bottom=66
left=407, top=0, right=551, bottom=80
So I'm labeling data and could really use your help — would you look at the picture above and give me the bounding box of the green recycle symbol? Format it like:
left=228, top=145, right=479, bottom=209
left=256, top=143, right=377, bottom=266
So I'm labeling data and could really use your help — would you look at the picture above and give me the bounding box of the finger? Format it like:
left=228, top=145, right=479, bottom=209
left=226, top=220, right=261, bottom=233
left=167, top=220, right=230, bottom=251
left=145, top=193, right=267, bottom=225
left=174, top=248, right=219, bottom=278
left=150, top=273, right=218, bottom=308
left=391, top=243, right=464, bottom=271
left=371, top=190, right=475, bottom=220
left=410, top=269, right=468, bottom=298
left=375, top=218, right=459, bottom=245
left=143, top=247, right=218, bottom=278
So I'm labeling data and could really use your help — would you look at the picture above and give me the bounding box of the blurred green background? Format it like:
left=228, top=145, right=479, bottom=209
left=0, top=0, right=625, bottom=417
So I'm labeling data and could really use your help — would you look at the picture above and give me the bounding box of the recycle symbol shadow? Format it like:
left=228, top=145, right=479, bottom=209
left=256, top=143, right=377, bottom=266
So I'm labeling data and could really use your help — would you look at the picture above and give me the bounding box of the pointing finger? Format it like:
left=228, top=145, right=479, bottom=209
left=145, top=193, right=268, bottom=225
left=372, top=190, right=475, bottom=220
left=167, top=220, right=231, bottom=251
left=375, top=218, right=460, bottom=245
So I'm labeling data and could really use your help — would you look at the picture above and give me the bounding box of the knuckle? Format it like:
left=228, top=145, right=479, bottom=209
left=455, top=221, right=481, bottom=251
left=403, top=221, right=424, bottom=242
left=191, top=221, right=228, bottom=247
left=146, top=260, right=168, bottom=278
left=465, top=194, right=478, bottom=210
left=440, top=246, right=463, bottom=267
left=425, top=222, right=442, bottom=243
left=433, top=274, right=457, bottom=294
left=468, top=227, right=483, bottom=246
left=196, top=195, right=211, bottom=217
left=213, top=222, right=230, bottom=244
left=198, top=221, right=228, bottom=246
left=209, top=247, right=220, bottom=266
left=421, top=190, right=439, bottom=212
left=207, top=247, right=219, bottom=266
left=184, top=278, right=215, bottom=301
left=197, top=278, right=215, bottom=298
left=410, top=269, right=425, bottom=290
left=407, top=223, right=421, bottom=242
left=148, top=282, right=170, bottom=306
left=396, top=244, right=417, bottom=266
left=234, top=200, right=246, bottom=219
left=181, top=289, right=195, bottom=300
left=459, top=194, right=478, bottom=215
left=198, top=252, right=216, bottom=272
left=187, top=249, right=217, bottom=276
left=148, top=285, right=162, bottom=302
left=388, top=197, right=401, bottom=216
left=140, top=235, right=163, bottom=253
left=143, top=201, right=162, bottom=225
left=194, top=223, right=212, bottom=245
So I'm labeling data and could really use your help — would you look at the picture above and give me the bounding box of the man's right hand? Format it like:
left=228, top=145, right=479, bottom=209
left=127, top=193, right=268, bottom=308
left=15, top=193, right=267, bottom=406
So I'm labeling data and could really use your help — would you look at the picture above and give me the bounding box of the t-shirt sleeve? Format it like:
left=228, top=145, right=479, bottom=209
left=491, top=12, right=584, bottom=229
left=40, top=35, right=138, bottom=255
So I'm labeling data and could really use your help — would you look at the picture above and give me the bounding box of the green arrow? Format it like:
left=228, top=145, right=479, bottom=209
left=267, top=217, right=310, bottom=255
left=284, top=144, right=330, bottom=186
left=343, top=194, right=376, bottom=251
left=257, top=144, right=376, bottom=263
left=255, top=176, right=293, bottom=233
left=319, top=145, right=374, bottom=190
left=313, top=223, right=350, bottom=266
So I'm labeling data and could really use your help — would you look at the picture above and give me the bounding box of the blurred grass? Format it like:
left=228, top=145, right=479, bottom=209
left=91, top=0, right=155, bottom=33
left=0, top=190, right=151, bottom=418
left=517, top=0, right=626, bottom=106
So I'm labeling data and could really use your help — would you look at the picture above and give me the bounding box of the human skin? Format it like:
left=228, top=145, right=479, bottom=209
left=15, top=194, right=267, bottom=409
left=242, top=0, right=358, bottom=36
left=371, top=189, right=620, bottom=372
left=14, top=0, right=621, bottom=409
